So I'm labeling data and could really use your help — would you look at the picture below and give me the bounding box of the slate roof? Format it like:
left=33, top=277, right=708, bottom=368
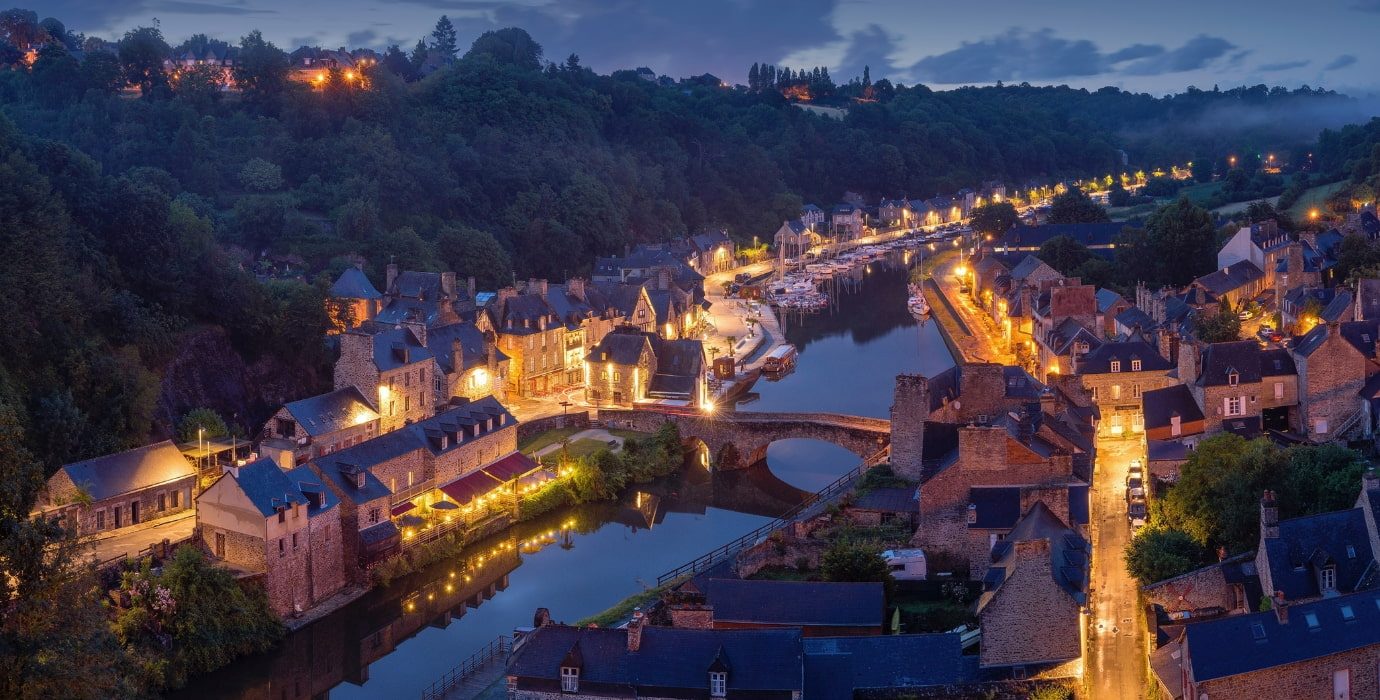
left=1262, top=507, right=1375, bottom=600
left=1184, top=588, right=1380, bottom=683
left=1258, top=348, right=1295, bottom=376
left=331, top=267, right=381, bottom=300
left=969, top=487, right=1022, bottom=529
left=1068, top=485, right=1089, bottom=526
left=1009, top=255, right=1057, bottom=282
left=1194, top=260, right=1264, bottom=296
left=783, top=219, right=808, bottom=234
left=490, top=292, right=561, bottom=335
left=365, top=326, right=432, bottom=371
left=1222, top=416, right=1262, bottom=439
left=1002, top=365, right=1045, bottom=399
left=1077, top=340, right=1173, bottom=374
left=230, top=457, right=308, bottom=517
left=1357, top=279, right=1380, bottom=321
left=282, top=386, right=378, bottom=437
left=1044, top=317, right=1103, bottom=356
left=58, top=441, right=196, bottom=502
left=1114, top=306, right=1155, bottom=333
left=590, top=282, right=647, bottom=318
left=1338, top=319, right=1380, bottom=359
left=428, top=322, right=505, bottom=376
left=588, top=332, right=654, bottom=366
left=284, top=465, right=339, bottom=517
left=701, top=579, right=884, bottom=627
left=310, top=455, right=392, bottom=505
left=508, top=625, right=805, bottom=692
left=1197, top=341, right=1262, bottom=387
left=1148, top=439, right=1188, bottom=462
left=852, top=487, right=917, bottom=513
left=803, top=634, right=975, bottom=691
left=1096, top=288, right=1128, bottom=313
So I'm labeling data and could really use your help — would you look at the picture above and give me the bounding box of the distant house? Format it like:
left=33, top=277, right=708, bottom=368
left=195, top=458, right=345, bottom=617
left=831, top=204, right=865, bottom=241
left=1095, top=289, right=1132, bottom=337
left=328, top=265, right=382, bottom=328
left=1142, top=384, right=1207, bottom=444
left=800, top=204, right=826, bottom=229
left=1255, top=486, right=1377, bottom=604
left=686, top=230, right=735, bottom=274
left=41, top=441, right=197, bottom=536
left=774, top=219, right=818, bottom=258
left=1217, top=220, right=1290, bottom=288
left=584, top=329, right=706, bottom=408
left=1190, top=259, right=1267, bottom=309
left=260, top=386, right=380, bottom=467
left=334, top=324, right=435, bottom=433
left=984, top=223, right=1126, bottom=257
left=878, top=198, right=912, bottom=228
left=1075, top=339, right=1177, bottom=436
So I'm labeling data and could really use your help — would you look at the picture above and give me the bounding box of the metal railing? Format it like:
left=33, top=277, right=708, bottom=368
left=655, top=446, right=892, bottom=586
left=419, top=634, right=512, bottom=700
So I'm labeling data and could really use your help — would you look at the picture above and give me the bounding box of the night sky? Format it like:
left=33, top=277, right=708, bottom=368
left=35, top=0, right=1380, bottom=95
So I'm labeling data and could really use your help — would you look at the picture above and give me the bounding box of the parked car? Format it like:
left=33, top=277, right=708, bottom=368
left=1128, top=497, right=1147, bottom=528
left=1127, top=476, right=1145, bottom=500
left=734, top=272, right=751, bottom=284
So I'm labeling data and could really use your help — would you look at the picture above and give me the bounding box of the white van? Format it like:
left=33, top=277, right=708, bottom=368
left=882, top=548, right=927, bottom=581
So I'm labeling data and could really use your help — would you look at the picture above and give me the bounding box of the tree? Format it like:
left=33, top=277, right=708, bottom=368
left=464, top=28, right=543, bottom=70
left=118, top=25, right=171, bottom=97
left=80, top=51, right=126, bottom=94
left=437, top=225, right=513, bottom=290
left=408, top=39, right=428, bottom=72
left=1145, top=197, right=1217, bottom=286
left=1159, top=434, right=1286, bottom=552
left=748, top=62, right=759, bottom=91
left=1038, top=235, right=1093, bottom=275
left=238, top=158, right=283, bottom=192
left=233, top=30, right=290, bottom=104
left=381, top=44, right=416, bottom=81
left=430, top=15, right=458, bottom=59
left=1191, top=157, right=1213, bottom=183
left=177, top=407, right=229, bottom=444
left=1108, top=180, right=1132, bottom=207
left=969, top=201, right=1018, bottom=235
left=820, top=539, right=894, bottom=597
left=1125, top=528, right=1207, bottom=585
left=1045, top=188, right=1110, bottom=224
left=1193, top=305, right=1241, bottom=343
left=173, top=63, right=224, bottom=109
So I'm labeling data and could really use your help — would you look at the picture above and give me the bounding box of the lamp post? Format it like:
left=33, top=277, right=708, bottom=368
left=198, top=427, right=205, bottom=472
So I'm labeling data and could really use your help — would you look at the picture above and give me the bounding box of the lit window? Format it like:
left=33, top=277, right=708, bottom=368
left=1228, top=370, right=1239, bottom=386
left=1131, top=359, right=1142, bottom=371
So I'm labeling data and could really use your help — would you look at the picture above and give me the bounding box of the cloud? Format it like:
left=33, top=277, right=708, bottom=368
left=289, top=35, right=320, bottom=47
left=1119, top=35, right=1235, bottom=75
left=911, top=28, right=1103, bottom=83
left=832, top=24, right=901, bottom=83
left=346, top=29, right=378, bottom=47
left=1325, top=54, right=1358, bottom=70
left=149, top=0, right=274, bottom=15
left=1106, top=44, right=1164, bottom=64
left=1258, top=59, right=1309, bottom=72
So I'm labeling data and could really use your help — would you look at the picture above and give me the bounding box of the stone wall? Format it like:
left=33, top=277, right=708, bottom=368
left=307, top=510, right=347, bottom=606
left=978, top=539, right=1082, bottom=669
left=378, top=361, right=435, bottom=434
left=1142, top=557, right=1242, bottom=615
left=50, top=472, right=196, bottom=536
left=1295, top=323, right=1366, bottom=439
left=517, top=412, right=591, bottom=443
left=433, top=424, right=520, bottom=485
left=1194, top=643, right=1380, bottom=699
left=890, top=375, right=929, bottom=481
left=334, top=331, right=380, bottom=398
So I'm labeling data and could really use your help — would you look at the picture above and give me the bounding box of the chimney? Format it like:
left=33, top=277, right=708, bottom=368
left=626, top=610, right=645, bottom=652
left=568, top=278, right=586, bottom=302
left=1273, top=591, right=1289, bottom=624
left=386, top=263, right=399, bottom=292
left=527, top=278, right=548, bottom=296
left=401, top=314, right=427, bottom=347
left=1260, top=490, right=1279, bottom=540
left=1040, top=388, right=1057, bottom=416
left=1364, top=468, right=1380, bottom=494
left=467, top=276, right=476, bottom=300
left=534, top=607, right=552, bottom=627
left=497, top=287, right=517, bottom=305
left=441, top=271, right=456, bottom=299
left=451, top=339, right=464, bottom=383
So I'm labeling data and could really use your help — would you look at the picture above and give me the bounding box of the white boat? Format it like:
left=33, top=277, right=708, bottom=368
left=907, top=283, right=931, bottom=319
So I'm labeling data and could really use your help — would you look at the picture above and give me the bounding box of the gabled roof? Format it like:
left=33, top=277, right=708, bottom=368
left=284, top=465, right=339, bottom=516
left=1193, top=260, right=1264, bottom=296
left=331, top=267, right=381, bottom=300
left=361, top=326, right=433, bottom=371
left=1002, top=365, right=1045, bottom=399
left=803, top=635, right=975, bottom=691
left=508, top=625, right=805, bottom=691
left=1197, top=341, right=1262, bottom=386
left=1046, top=318, right=1103, bottom=356
left=588, top=331, right=654, bottom=366
left=1185, top=588, right=1380, bottom=683
left=309, top=397, right=514, bottom=480
left=58, top=441, right=195, bottom=502
left=851, top=487, right=916, bottom=513
left=1077, top=340, right=1173, bottom=374
left=1262, top=507, right=1375, bottom=600
left=282, top=386, right=378, bottom=437
left=229, top=457, right=308, bottom=517
left=428, top=321, right=505, bottom=376
left=1258, top=348, right=1296, bottom=377
left=1096, top=288, right=1128, bottom=313
left=1009, top=254, right=1058, bottom=282
left=1115, top=306, right=1155, bottom=333
left=1337, top=319, right=1380, bottom=359
left=701, top=579, right=884, bottom=627
left=969, top=487, right=1022, bottom=529
left=1142, top=385, right=1205, bottom=431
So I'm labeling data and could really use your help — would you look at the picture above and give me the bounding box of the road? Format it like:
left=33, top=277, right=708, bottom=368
left=1087, top=434, right=1146, bottom=699
left=85, top=511, right=196, bottom=563
left=929, top=255, right=1016, bottom=365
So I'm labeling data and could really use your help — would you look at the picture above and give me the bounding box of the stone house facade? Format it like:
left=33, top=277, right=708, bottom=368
left=335, top=325, right=436, bottom=433
left=489, top=283, right=568, bottom=398
left=308, top=459, right=397, bottom=574
left=195, top=459, right=345, bottom=617
left=261, top=386, right=380, bottom=467
left=41, top=441, right=198, bottom=536
left=1292, top=321, right=1367, bottom=440
left=1076, top=340, right=1177, bottom=436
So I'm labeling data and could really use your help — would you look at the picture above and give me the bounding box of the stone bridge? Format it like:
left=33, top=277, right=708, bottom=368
left=598, top=409, right=891, bottom=471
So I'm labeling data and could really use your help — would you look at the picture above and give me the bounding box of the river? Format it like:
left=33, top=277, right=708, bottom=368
left=176, top=254, right=955, bottom=700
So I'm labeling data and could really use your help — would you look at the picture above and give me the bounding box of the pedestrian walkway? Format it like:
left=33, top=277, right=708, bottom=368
left=929, top=256, right=1015, bottom=365
left=86, top=510, right=196, bottom=564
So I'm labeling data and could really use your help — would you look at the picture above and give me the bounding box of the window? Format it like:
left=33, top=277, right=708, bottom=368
left=368, top=508, right=380, bottom=524
left=404, top=395, right=411, bottom=412
left=1274, top=382, right=1284, bottom=399
left=114, top=506, right=122, bottom=528
left=434, top=376, right=443, bottom=393
left=1250, top=622, right=1266, bottom=640
left=1131, top=359, right=1142, bottom=371
left=389, top=400, right=395, bottom=417
left=1228, top=370, right=1239, bottom=386
left=278, top=510, right=286, bottom=523
left=1090, top=386, right=1098, bottom=401
left=709, top=671, right=727, bottom=697
left=158, top=493, right=167, bottom=511
left=613, top=371, right=622, bottom=382
left=279, top=538, right=285, bottom=556
left=1132, top=384, right=1142, bottom=398
left=1225, top=396, right=1244, bottom=417
left=1171, top=416, right=1182, bottom=437
left=560, top=667, right=579, bottom=692
left=390, top=478, right=397, bottom=493
left=1305, top=611, right=1321, bottom=629
left=1322, top=566, right=1337, bottom=591
left=96, top=509, right=105, bottom=530
left=1348, top=545, right=1357, bottom=559
left=407, top=471, right=414, bottom=488
left=420, top=368, right=426, bottom=384
left=1111, top=385, right=1121, bottom=400
left=1110, top=360, right=1121, bottom=373
left=1342, top=605, right=1356, bottom=621
left=292, top=533, right=298, bottom=549
left=1315, top=419, right=1330, bottom=434
left=171, top=490, right=179, bottom=508
left=404, top=371, right=411, bottom=388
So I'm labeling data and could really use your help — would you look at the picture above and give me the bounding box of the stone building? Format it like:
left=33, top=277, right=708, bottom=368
left=40, top=440, right=197, bottom=536
left=328, top=265, right=382, bottom=329
left=195, top=458, right=345, bottom=617
left=584, top=329, right=707, bottom=409
left=488, top=282, right=569, bottom=398
left=1156, top=587, right=1380, bottom=700
left=1032, top=279, right=1102, bottom=380
left=335, top=325, right=435, bottom=433
left=260, top=386, right=380, bottom=467
left=1181, top=340, right=1299, bottom=436
left=831, top=203, right=865, bottom=240
left=308, top=456, right=397, bottom=574
left=1292, top=320, right=1368, bottom=440
left=685, top=230, right=735, bottom=274
left=976, top=502, right=1088, bottom=679
left=1190, top=259, right=1266, bottom=309
left=426, top=321, right=508, bottom=403
left=1075, top=339, right=1177, bottom=436
left=1255, top=483, right=1379, bottom=605
left=1142, top=552, right=1262, bottom=620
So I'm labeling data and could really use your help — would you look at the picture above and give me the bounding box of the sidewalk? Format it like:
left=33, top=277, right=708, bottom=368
left=85, top=511, right=196, bottom=563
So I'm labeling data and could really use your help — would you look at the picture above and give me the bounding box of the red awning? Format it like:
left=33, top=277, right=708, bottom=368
left=390, top=501, right=416, bottom=516
left=481, top=452, right=540, bottom=482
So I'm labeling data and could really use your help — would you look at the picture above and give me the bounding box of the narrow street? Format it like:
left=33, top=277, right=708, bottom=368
left=929, top=254, right=1016, bottom=365
left=1087, top=434, right=1146, bottom=699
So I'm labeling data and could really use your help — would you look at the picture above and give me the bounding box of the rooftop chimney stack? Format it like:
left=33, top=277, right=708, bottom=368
left=467, top=276, right=477, bottom=300
left=534, top=607, right=552, bottom=627
left=1273, top=591, right=1289, bottom=624
left=386, top=263, right=399, bottom=292
left=441, top=271, right=456, bottom=300
left=626, top=610, right=645, bottom=652
left=1260, top=490, right=1279, bottom=540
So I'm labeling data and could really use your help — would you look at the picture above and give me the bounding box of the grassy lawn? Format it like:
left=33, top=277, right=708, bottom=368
left=574, top=577, right=685, bottom=627
left=1178, top=181, right=1223, bottom=206
left=567, top=438, right=614, bottom=460
left=1285, top=180, right=1349, bottom=219
left=747, top=565, right=817, bottom=581
left=609, top=428, right=652, bottom=441
left=518, top=427, right=582, bottom=454
left=1108, top=201, right=1160, bottom=221
left=1213, top=195, right=1278, bottom=217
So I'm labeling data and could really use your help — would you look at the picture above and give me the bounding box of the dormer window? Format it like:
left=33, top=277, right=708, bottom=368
left=1227, top=370, right=1239, bottom=386
left=1110, top=360, right=1121, bottom=373
left=1131, top=359, right=1142, bottom=371
left=709, top=671, right=727, bottom=697
left=1321, top=566, right=1337, bottom=592
left=560, top=666, right=579, bottom=692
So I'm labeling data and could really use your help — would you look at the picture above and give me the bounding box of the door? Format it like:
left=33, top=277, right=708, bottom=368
left=1334, top=668, right=1349, bottom=700
left=215, top=532, right=226, bottom=558
left=114, top=506, right=122, bottom=528
left=130, top=501, right=140, bottom=525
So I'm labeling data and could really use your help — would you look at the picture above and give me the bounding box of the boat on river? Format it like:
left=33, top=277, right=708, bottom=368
left=907, top=283, right=931, bottom=320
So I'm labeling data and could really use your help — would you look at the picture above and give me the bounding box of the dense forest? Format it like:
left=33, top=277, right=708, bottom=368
left=0, top=9, right=1375, bottom=470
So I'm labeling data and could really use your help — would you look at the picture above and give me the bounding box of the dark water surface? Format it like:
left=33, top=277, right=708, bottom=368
left=176, top=256, right=954, bottom=699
